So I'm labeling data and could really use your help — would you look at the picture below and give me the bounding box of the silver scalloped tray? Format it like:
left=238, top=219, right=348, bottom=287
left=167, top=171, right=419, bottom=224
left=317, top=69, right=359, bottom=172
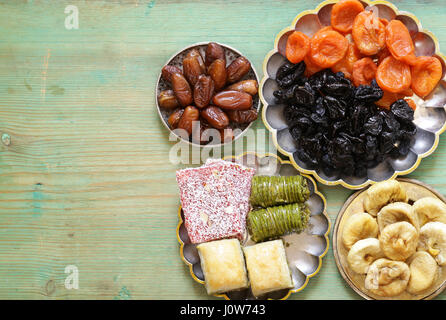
left=260, top=0, right=446, bottom=190
left=176, top=152, right=330, bottom=300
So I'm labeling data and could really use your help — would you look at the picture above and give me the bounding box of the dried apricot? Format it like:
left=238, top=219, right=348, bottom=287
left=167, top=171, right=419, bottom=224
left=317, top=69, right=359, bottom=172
left=331, top=42, right=362, bottom=79
left=309, top=29, right=349, bottom=68
left=411, top=56, right=443, bottom=98
left=304, top=55, right=323, bottom=77
left=286, top=31, right=310, bottom=64
left=404, top=98, right=417, bottom=110
left=376, top=56, right=412, bottom=93
left=331, top=0, right=364, bottom=34
left=352, top=11, right=386, bottom=56
left=386, top=20, right=417, bottom=65
left=352, top=57, right=377, bottom=86
left=376, top=90, right=405, bottom=109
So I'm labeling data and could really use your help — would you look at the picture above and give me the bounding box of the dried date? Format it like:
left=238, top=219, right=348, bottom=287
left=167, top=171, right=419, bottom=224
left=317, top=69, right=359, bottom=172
left=227, top=80, right=258, bottom=96
left=201, top=106, right=229, bottom=129
left=171, top=72, right=193, bottom=107
left=208, top=59, right=227, bottom=91
left=168, top=108, right=184, bottom=129
left=177, top=106, right=200, bottom=135
left=158, top=90, right=180, bottom=109
left=227, top=109, right=258, bottom=124
left=227, top=56, right=251, bottom=83
left=212, top=90, right=252, bottom=110
left=161, top=65, right=182, bottom=82
left=183, top=55, right=205, bottom=87
left=205, top=42, right=226, bottom=67
left=194, top=75, right=215, bottom=109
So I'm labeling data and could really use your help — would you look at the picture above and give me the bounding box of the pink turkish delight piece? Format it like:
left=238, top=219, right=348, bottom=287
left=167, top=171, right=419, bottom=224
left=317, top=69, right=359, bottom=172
left=176, top=161, right=255, bottom=244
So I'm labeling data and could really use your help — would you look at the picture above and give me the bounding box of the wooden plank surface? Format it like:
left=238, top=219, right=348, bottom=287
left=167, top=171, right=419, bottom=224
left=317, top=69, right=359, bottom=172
left=0, top=0, right=446, bottom=300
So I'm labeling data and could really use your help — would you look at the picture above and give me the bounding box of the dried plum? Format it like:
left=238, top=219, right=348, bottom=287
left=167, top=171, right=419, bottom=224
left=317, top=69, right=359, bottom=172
left=354, top=80, right=383, bottom=103
left=391, top=99, right=415, bottom=123
left=275, top=60, right=418, bottom=177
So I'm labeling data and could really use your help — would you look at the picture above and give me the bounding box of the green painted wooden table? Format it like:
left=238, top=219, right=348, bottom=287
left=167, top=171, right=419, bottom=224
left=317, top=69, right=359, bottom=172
left=1, top=0, right=446, bottom=300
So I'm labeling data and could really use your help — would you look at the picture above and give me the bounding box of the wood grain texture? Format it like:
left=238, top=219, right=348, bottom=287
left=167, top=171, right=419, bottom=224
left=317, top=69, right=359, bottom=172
left=0, top=0, right=446, bottom=300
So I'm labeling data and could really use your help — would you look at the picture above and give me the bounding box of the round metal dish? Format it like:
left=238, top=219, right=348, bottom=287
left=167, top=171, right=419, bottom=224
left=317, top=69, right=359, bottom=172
left=156, top=42, right=261, bottom=148
left=176, top=152, right=330, bottom=300
left=259, top=0, right=446, bottom=190
left=333, top=178, right=446, bottom=300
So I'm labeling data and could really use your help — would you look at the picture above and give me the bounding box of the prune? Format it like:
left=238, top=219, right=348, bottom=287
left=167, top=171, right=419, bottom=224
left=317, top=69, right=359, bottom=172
left=323, top=96, right=346, bottom=119
left=276, top=61, right=305, bottom=83
left=276, top=61, right=306, bottom=88
left=354, top=80, right=383, bottom=102
left=364, top=115, right=383, bottom=136
left=294, top=83, right=316, bottom=106
left=212, top=90, right=253, bottom=110
left=275, top=59, right=419, bottom=177
left=391, top=99, right=415, bottom=123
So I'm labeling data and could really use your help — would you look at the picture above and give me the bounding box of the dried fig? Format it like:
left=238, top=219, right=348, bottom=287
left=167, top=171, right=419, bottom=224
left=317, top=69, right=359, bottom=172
left=227, top=56, right=251, bottom=83
left=194, top=75, right=215, bottom=109
left=168, top=108, right=184, bottom=129
left=205, top=42, right=226, bottom=67
left=201, top=106, right=229, bottom=129
left=161, top=65, right=182, bottom=82
left=212, top=90, right=253, bottom=110
left=227, top=80, right=258, bottom=95
left=158, top=90, right=180, bottom=109
left=171, top=72, right=193, bottom=107
left=208, top=59, right=227, bottom=91
left=227, top=108, right=258, bottom=124
left=177, top=106, right=200, bottom=135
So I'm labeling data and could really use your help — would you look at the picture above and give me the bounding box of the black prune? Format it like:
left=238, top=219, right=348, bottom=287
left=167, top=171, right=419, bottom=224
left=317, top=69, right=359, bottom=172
left=294, top=82, right=316, bottom=106
left=354, top=80, right=383, bottom=103
left=364, top=115, right=383, bottom=136
left=279, top=65, right=419, bottom=178
left=391, top=99, right=415, bottom=123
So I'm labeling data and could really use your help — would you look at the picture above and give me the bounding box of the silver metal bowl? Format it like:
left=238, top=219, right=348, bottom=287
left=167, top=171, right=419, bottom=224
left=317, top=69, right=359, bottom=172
left=177, top=152, right=330, bottom=300
left=156, top=42, right=261, bottom=148
left=259, top=0, right=446, bottom=190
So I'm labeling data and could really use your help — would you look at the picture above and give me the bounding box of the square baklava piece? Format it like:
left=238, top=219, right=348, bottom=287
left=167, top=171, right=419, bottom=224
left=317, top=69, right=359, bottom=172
left=197, top=238, right=249, bottom=295
left=243, top=239, right=293, bottom=297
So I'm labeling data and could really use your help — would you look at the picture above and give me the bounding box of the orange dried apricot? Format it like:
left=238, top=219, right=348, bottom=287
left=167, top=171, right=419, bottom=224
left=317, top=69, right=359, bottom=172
left=352, top=57, right=378, bottom=86
left=411, top=56, right=443, bottom=98
left=385, top=20, right=417, bottom=65
left=331, top=0, right=365, bottom=34
left=309, top=29, right=349, bottom=68
left=352, top=11, right=386, bottom=56
left=376, top=56, right=412, bottom=93
left=286, top=31, right=310, bottom=64
left=331, top=42, right=362, bottom=79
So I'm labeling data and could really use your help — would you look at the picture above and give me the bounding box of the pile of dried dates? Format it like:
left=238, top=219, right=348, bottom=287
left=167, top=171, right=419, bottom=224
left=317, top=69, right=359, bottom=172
left=275, top=60, right=417, bottom=178
left=158, top=42, right=259, bottom=145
